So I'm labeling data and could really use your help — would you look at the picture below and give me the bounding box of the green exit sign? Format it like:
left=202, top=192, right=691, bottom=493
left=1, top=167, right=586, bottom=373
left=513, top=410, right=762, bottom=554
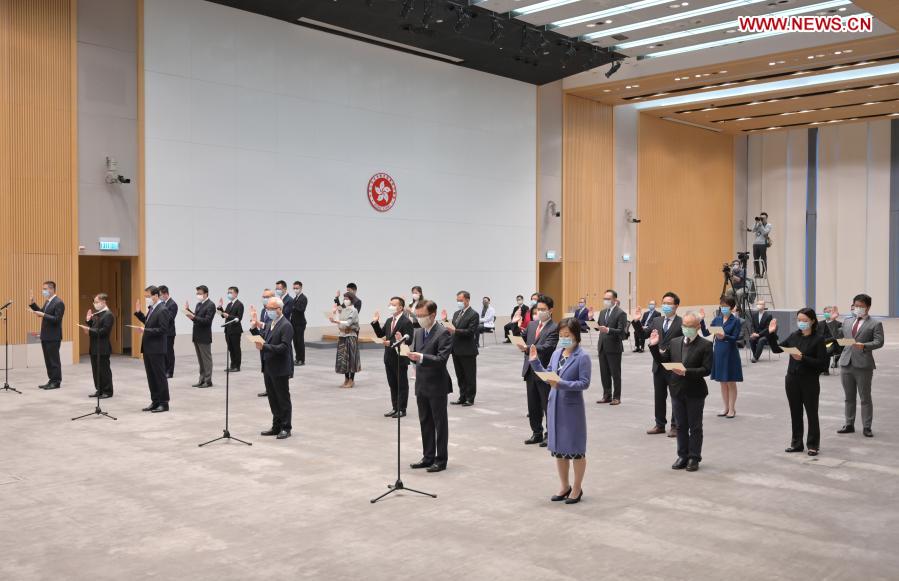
left=99, top=238, right=120, bottom=251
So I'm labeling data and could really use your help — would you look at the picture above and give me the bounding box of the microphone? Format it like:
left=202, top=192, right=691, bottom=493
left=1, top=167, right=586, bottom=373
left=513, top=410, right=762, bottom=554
left=0, top=300, right=12, bottom=310
left=221, top=318, right=241, bottom=328
left=390, top=334, right=410, bottom=348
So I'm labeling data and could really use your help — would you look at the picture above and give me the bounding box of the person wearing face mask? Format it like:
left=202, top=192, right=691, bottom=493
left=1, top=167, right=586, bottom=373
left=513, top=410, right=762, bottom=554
left=593, top=289, right=628, bottom=405
left=133, top=285, right=172, bottom=413
left=503, top=295, right=530, bottom=342
left=79, top=293, right=114, bottom=399
left=646, top=292, right=683, bottom=437
left=185, top=285, right=216, bottom=388
left=528, top=317, right=591, bottom=503
left=334, top=282, right=362, bottom=314
left=371, top=297, right=414, bottom=418
left=820, top=306, right=843, bottom=371
left=766, top=309, right=828, bottom=455
left=747, top=300, right=773, bottom=363
left=477, top=297, right=496, bottom=337
left=330, top=291, right=361, bottom=387
left=28, top=281, right=66, bottom=390
left=249, top=297, right=294, bottom=439
left=216, top=286, right=244, bottom=372
left=520, top=295, right=559, bottom=447
left=699, top=295, right=743, bottom=419
left=444, top=291, right=480, bottom=407
left=630, top=301, right=661, bottom=353
left=290, top=281, right=308, bottom=366
left=407, top=300, right=454, bottom=473
left=574, top=298, right=590, bottom=332
left=274, top=280, right=294, bottom=321
left=407, top=286, right=424, bottom=326
left=157, top=285, right=178, bottom=378
left=648, top=312, right=713, bottom=472
left=528, top=292, right=540, bottom=323
left=836, top=294, right=884, bottom=438
left=255, top=288, right=275, bottom=397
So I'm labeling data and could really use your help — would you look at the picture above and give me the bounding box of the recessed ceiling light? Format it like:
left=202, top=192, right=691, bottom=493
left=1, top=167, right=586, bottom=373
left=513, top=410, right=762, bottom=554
left=625, top=85, right=632, bottom=89
left=674, top=77, right=681, bottom=80
left=737, top=117, right=750, bottom=121
left=834, top=51, right=842, bottom=55
left=890, top=112, right=899, bottom=116
left=586, top=23, right=596, bottom=27
left=769, top=62, right=776, bottom=65
left=863, top=101, right=879, bottom=105
left=777, top=60, right=785, bottom=64
left=838, top=6, right=846, bottom=11
left=605, top=19, right=613, bottom=23
left=633, top=84, right=640, bottom=87
left=807, top=55, right=815, bottom=59
left=725, top=29, right=737, bottom=33
left=694, top=74, right=702, bottom=78
left=719, top=70, right=728, bottom=73
left=602, top=89, right=611, bottom=92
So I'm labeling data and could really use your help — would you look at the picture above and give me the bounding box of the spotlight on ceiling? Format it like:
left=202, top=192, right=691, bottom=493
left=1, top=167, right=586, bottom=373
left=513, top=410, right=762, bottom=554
left=400, top=0, right=414, bottom=18
left=450, top=2, right=473, bottom=33
left=605, top=59, right=623, bottom=78
left=489, top=15, right=505, bottom=44
left=421, top=0, right=434, bottom=26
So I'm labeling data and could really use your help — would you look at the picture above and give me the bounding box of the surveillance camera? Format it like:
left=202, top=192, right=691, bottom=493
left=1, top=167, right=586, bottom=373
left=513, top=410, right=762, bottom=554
left=547, top=200, right=561, bottom=218
left=117, top=175, right=131, bottom=184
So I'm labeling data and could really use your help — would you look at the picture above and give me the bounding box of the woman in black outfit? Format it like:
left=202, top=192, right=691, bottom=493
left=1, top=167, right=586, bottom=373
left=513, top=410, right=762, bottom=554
left=767, top=308, right=828, bottom=456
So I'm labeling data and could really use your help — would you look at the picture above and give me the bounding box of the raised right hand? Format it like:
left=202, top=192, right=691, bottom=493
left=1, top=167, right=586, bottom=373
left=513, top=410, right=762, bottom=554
left=135, top=299, right=141, bottom=312
left=372, top=310, right=380, bottom=323
left=768, top=318, right=777, bottom=334
left=528, top=344, right=538, bottom=362
left=648, top=329, right=660, bottom=347
left=86, top=308, right=93, bottom=321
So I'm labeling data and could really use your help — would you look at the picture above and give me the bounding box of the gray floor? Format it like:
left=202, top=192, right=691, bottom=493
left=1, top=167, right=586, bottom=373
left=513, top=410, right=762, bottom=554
left=1, top=323, right=898, bottom=581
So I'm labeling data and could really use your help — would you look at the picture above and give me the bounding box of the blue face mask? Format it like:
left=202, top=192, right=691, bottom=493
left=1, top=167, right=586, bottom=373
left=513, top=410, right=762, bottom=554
left=266, top=309, right=278, bottom=320
left=529, top=300, right=537, bottom=307
left=648, top=304, right=656, bottom=311
left=559, top=337, right=573, bottom=348
left=661, top=304, right=673, bottom=315
left=797, top=321, right=810, bottom=331
left=720, top=307, right=731, bottom=316
left=456, top=301, right=465, bottom=310
left=682, top=326, right=698, bottom=339
left=274, top=289, right=284, bottom=297
left=42, top=289, right=50, bottom=298
left=226, top=293, right=235, bottom=301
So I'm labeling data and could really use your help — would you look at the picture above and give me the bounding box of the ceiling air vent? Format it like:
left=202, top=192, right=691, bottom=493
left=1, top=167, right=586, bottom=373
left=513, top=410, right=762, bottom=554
left=611, top=34, right=629, bottom=41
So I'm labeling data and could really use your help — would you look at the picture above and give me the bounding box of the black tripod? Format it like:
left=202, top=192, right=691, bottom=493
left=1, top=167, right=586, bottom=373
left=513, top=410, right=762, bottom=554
left=199, top=323, right=251, bottom=447
left=1, top=302, right=20, bottom=394
left=371, top=339, right=435, bottom=503
left=72, top=346, right=116, bottom=421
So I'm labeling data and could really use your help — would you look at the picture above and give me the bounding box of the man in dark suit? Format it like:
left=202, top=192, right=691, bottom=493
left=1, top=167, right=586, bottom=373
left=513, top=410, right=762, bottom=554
left=255, top=288, right=275, bottom=397
left=519, top=295, right=559, bottom=446
left=594, top=289, right=628, bottom=405
left=134, top=285, right=172, bottom=413
left=503, top=295, right=528, bottom=341
left=28, top=280, right=66, bottom=389
left=630, top=300, right=661, bottom=353
left=186, top=285, right=215, bottom=387
left=372, top=296, right=414, bottom=418
left=80, top=293, right=114, bottom=398
left=334, top=282, right=362, bottom=313
left=275, top=280, right=294, bottom=320
left=446, top=290, right=480, bottom=406
left=158, top=285, right=178, bottom=378
left=407, top=300, right=453, bottom=473
left=290, top=281, right=308, bottom=366
left=573, top=297, right=590, bottom=332
left=748, top=299, right=773, bottom=363
left=646, top=291, right=684, bottom=436
left=648, top=312, right=713, bottom=472
left=217, top=286, right=244, bottom=372
left=250, top=297, right=295, bottom=440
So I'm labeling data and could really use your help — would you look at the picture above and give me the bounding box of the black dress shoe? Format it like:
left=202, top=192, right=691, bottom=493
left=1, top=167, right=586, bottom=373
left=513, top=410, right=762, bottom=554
left=384, top=409, right=398, bottom=417
left=785, top=446, right=804, bottom=453
left=260, top=429, right=279, bottom=436
left=38, top=383, right=50, bottom=389
left=296, top=361, right=305, bottom=366
left=192, top=381, right=204, bottom=387
left=863, top=428, right=873, bottom=438
left=564, top=490, right=583, bottom=504
left=685, top=459, right=699, bottom=472
left=276, top=430, right=291, bottom=439
left=89, top=391, right=101, bottom=398
left=227, top=367, right=240, bottom=373
left=426, top=463, right=446, bottom=473
left=837, top=425, right=855, bottom=434
left=98, top=393, right=112, bottom=399
left=539, top=441, right=548, bottom=448
left=258, top=392, right=268, bottom=397
left=150, top=404, right=169, bottom=413
left=410, top=459, right=432, bottom=469
left=141, top=404, right=156, bottom=412
left=166, top=374, right=174, bottom=379
left=672, top=457, right=688, bottom=470
left=396, top=410, right=406, bottom=418
left=450, top=399, right=465, bottom=405
left=551, top=486, right=572, bottom=502
left=43, top=383, right=60, bottom=390
left=461, top=401, right=474, bottom=407
left=596, top=397, right=611, bottom=404
left=524, top=434, right=544, bottom=445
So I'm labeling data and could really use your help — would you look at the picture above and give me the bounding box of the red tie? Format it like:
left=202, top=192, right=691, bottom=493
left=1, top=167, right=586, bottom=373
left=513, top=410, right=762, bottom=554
left=535, top=322, right=543, bottom=338
left=852, top=318, right=862, bottom=337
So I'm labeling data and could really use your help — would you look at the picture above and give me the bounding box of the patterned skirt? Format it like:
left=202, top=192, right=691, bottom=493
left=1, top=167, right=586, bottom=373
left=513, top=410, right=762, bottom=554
left=335, top=335, right=362, bottom=374
left=550, top=451, right=585, bottom=460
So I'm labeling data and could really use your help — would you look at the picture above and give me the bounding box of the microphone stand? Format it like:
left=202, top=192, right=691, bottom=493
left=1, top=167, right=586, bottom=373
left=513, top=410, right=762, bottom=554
left=199, top=318, right=251, bottom=447
left=371, top=337, right=435, bottom=503
left=1, top=303, right=21, bottom=394
left=73, top=314, right=116, bottom=420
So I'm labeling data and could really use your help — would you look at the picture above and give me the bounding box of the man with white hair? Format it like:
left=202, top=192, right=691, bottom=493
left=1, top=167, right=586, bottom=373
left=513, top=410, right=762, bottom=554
left=250, top=296, right=295, bottom=440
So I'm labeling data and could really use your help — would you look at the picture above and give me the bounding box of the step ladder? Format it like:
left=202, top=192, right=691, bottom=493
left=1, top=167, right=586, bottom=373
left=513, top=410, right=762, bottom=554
left=754, top=271, right=775, bottom=309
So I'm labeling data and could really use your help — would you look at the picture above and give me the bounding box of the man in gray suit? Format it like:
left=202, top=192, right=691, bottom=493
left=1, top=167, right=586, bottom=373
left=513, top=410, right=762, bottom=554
left=594, top=289, right=629, bottom=405
left=519, top=294, right=559, bottom=446
left=837, top=293, right=884, bottom=438
left=407, top=300, right=454, bottom=473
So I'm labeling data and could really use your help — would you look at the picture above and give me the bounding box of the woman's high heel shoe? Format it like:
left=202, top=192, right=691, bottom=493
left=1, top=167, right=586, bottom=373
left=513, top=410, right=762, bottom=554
left=551, top=487, right=572, bottom=502
left=565, top=490, right=584, bottom=505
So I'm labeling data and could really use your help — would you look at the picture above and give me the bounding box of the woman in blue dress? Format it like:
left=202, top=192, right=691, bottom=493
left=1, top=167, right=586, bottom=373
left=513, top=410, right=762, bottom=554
left=528, top=318, right=592, bottom=505
left=700, top=295, right=743, bottom=418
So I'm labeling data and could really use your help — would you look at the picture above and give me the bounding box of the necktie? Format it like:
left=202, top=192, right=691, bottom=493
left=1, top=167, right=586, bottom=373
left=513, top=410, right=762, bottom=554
left=852, top=318, right=862, bottom=337
left=535, top=322, right=543, bottom=339
left=663, top=318, right=670, bottom=334
left=604, top=309, right=610, bottom=325
left=147, top=305, right=154, bottom=317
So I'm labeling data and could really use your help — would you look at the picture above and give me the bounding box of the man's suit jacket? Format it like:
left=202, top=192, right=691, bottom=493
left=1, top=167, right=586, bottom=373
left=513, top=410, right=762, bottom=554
left=29, top=296, right=65, bottom=342
left=163, top=298, right=178, bottom=336
left=372, top=314, right=414, bottom=365
left=649, top=336, right=713, bottom=398
left=290, top=293, right=308, bottom=329
left=648, top=315, right=683, bottom=373
left=280, top=293, right=294, bottom=320
left=574, top=307, right=591, bottom=330
left=838, top=316, right=885, bottom=370
left=191, top=300, right=216, bottom=344
left=521, top=318, right=559, bottom=379
left=86, top=310, right=114, bottom=356
left=217, top=300, right=244, bottom=335
left=595, top=306, right=628, bottom=354
left=134, top=303, right=171, bottom=355
left=748, top=310, right=773, bottom=338
left=639, top=309, right=661, bottom=329
left=450, top=307, right=480, bottom=357
left=250, top=316, right=294, bottom=378
left=412, top=324, right=453, bottom=398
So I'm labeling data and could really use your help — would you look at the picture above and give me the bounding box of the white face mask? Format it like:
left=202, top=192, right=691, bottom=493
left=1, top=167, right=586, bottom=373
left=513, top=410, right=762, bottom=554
left=196, top=294, right=204, bottom=302
left=853, top=306, right=867, bottom=317
left=93, top=302, right=103, bottom=311
left=293, top=288, right=301, bottom=296
left=603, top=299, right=612, bottom=308
left=412, top=293, right=420, bottom=301
left=343, top=299, right=352, bottom=307
left=145, top=297, right=154, bottom=308
left=537, top=310, right=551, bottom=322
left=417, top=315, right=433, bottom=329
left=386, top=305, right=397, bottom=315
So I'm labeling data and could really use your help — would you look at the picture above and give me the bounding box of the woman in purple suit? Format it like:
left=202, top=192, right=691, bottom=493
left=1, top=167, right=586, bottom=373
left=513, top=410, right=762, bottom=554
left=529, top=317, right=592, bottom=505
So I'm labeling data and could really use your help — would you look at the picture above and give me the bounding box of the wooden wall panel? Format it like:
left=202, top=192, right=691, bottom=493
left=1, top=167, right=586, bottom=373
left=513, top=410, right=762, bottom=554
left=637, top=115, right=734, bottom=306
left=0, top=0, right=78, bottom=354
left=561, top=95, right=615, bottom=312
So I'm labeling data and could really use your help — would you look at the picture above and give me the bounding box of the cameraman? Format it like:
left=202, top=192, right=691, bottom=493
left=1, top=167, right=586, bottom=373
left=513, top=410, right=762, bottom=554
left=723, top=259, right=745, bottom=302
left=748, top=212, right=772, bottom=278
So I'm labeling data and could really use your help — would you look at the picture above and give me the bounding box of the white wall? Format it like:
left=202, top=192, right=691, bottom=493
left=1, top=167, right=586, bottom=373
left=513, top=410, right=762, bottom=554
left=143, top=0, right=536, bottom=335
